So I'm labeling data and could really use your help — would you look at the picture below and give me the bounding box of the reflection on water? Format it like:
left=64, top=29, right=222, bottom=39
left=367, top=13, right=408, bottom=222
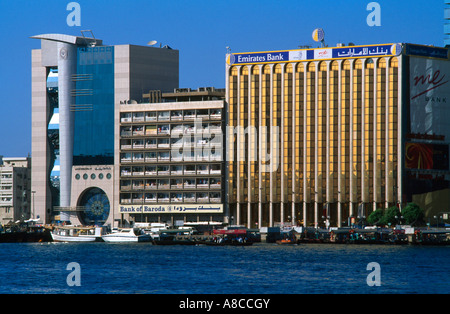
left=0, top=243, right=449, bottom=294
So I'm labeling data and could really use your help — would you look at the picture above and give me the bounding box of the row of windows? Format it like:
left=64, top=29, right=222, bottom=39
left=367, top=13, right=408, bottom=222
left=120, top=192, right=222, bottom=204
left=120, top=109, right=222, bottom=123
left=120, top=178, right=221, bottom=190
left=74, top=173, right=112, bottom=180
left=120, top=122, right=222, bottom=137
left=120, top=150, right=222, bottom=163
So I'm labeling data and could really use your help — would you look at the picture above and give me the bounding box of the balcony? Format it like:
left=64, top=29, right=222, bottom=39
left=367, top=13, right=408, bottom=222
left=121, top=117, right=132, bottom=123
left=145, top=114, right=157, bottom=122
left=132, top=157, right=144, bottom=162
left=133, top=117, right=145, bottom=123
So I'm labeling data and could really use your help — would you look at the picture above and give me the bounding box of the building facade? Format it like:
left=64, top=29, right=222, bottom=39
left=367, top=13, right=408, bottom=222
left=0, top=157, right=31, bottom=224
left=226, top=43, right=450, bottom=228
left=118, top=88, right=225, bottom=226
left=31, top=33, right=179, bottom=226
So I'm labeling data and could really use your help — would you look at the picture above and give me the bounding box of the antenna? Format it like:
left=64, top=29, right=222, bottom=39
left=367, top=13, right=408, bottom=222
left=80, top=30, right=97, bottom=46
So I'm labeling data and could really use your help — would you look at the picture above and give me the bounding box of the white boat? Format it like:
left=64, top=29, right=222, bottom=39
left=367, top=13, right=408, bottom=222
left=51, top=225, right=103, bottom=242
left=101, top=228, right=152, bottom=243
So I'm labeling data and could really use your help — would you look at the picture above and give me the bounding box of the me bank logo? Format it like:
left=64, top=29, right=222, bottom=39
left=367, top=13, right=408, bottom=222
left=411, top=70, right=449, bottom=100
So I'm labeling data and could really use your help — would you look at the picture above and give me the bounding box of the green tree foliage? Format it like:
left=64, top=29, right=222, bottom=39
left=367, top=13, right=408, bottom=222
left=380, top=206, right=401, bottom=226
left=401, top=203, right=425, bottom=226
left=367, top=208, right=384, bottom=226
left=365, top=204, right=426, bottom=227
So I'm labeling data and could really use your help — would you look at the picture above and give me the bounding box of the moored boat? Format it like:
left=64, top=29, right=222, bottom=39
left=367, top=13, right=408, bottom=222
left=199, top=240, right=253, bottom=246
left=51, top=225, right=103, bottom=242
left=276, top=238, right=298, bottom=245
left=0, top=219, right=52, bottom=243
left=102, top=228, right=152, bottom=243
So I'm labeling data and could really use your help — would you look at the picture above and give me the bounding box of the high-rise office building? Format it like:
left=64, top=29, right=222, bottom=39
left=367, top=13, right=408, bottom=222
left=226, top=43, right=450, bottom=228
left=31, top=33, right=179, bottom=225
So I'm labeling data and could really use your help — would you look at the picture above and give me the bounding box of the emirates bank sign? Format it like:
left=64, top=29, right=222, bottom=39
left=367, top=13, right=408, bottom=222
left=227, top=43, right=402, bottom=65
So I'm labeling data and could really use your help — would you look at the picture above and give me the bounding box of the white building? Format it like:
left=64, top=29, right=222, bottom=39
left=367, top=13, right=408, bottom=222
left=0, top=157, right=31, bottom=224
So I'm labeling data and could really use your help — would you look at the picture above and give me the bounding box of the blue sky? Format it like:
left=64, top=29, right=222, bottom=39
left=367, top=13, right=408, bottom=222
left=0, top=0, right=445, bottom=157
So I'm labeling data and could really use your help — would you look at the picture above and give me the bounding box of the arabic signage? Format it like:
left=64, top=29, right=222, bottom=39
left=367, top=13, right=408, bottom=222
left=227, top=43, right=402, bottom=65
left=405, top=44, right=449, bottom=60
left=119, top=204, right=224, bottom=214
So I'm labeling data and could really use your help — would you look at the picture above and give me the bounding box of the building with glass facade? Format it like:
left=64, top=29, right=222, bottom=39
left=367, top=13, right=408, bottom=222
left=31, top=33, right=179, bottom=225
left=118, top=88, right=225, bottom=226
left=226, top=43, right=450, bottom=228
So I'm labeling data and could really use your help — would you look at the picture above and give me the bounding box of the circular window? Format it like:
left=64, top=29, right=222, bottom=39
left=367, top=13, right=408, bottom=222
left=78, top=187, right=110, bottom=226
left=91, top=173, right=96, bottom=180
left=99, top=173, right=104, bottom=180
left=83, top=174, right=88, bottom=180
left=75, top=174, right=81, bottom=180
left=106, top=173, right=112, bottom=180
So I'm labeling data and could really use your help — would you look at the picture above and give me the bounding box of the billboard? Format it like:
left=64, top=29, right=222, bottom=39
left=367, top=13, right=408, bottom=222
left=227, top=44, right=401, bottom=65
left=409, top=57, right=450, bottom=139
left=405, top=142, right=449, bottom=170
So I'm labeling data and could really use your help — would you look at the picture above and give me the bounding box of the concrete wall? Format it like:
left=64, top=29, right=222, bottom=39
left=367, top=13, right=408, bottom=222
left=31, top=49, right=53, bottom=224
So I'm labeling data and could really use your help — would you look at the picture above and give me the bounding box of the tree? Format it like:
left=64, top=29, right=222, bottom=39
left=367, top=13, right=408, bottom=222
left=401, top=203, right=425, bottom=226
left=380, top=206, right=401, bottom=226
left=367, top=208, right=384, bottom=226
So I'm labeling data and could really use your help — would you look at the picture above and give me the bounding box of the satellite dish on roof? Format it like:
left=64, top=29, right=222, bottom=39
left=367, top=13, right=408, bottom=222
left=147, top=40, right=158, bottom=46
